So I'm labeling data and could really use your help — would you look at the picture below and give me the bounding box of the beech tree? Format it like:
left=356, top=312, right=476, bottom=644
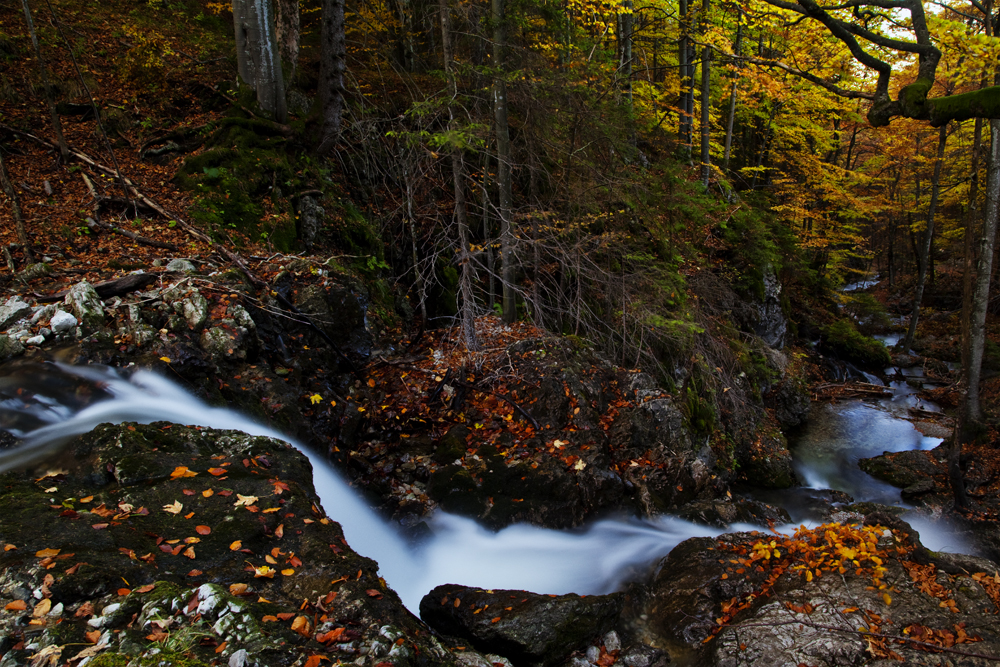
left=232, top=0, right=287, bottom=122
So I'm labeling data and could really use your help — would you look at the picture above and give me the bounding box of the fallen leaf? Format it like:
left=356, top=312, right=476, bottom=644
left=281, top=569, right=295, bottom=576
left=275, top=524, right=284, bottom=539
left=367, top=589, right=383, bottom=599
left=85, top=630, right=101, bottom=643
left=182, top=546, right=196, bottom=559
left=117, top=588, right=131, bottom=596
left=277, top=612, right=295, bottom=620
left=162, top=501, right=183, bottom=514
left=304, top=655, right=325, bottom=667
left=215, top=641, right=228, bottom=654
left=28, top=644, right=61, bottom=666
left=3, top=544, right=15, bottom=551
left=135, top=584, right=155, bottom=594
left=69, top=644, right=108, bottom=661
left=92, top=523, right=109, bottom=530
left=4, top=600, right=26, bottom=611
left=195, top=525, right=212, bottom=535
left=170, top=466, right=198, bottom=479
left=291, top=615, right=312, bottom=637
left=202, top=489, right=214, bottom=498
left=229, top=583, right=248, bottom=595
left=79, top=496, right=93, bottom=503
left=254, top=566, right=275, bottom=579
left=160, top=357, right=171, bottom=363
left=230, top=541, right=242, bottom=551
left=208, top=468, right=227, bottom=476
left=188, top=569, right=203, bottom=576
left=35, top=548, right=60, bottom=558
left=317, top=627, right=345, bottom=643
left=262, top=615, right=278, bottom=622
left=235, top=494, right=259, bottom=507
left=146, top=630, right=168, bottom=642
left=32, top=599, right=51, bottom=617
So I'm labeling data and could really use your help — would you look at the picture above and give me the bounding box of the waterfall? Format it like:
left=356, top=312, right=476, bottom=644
left=0, top=363, right=729, bottom=611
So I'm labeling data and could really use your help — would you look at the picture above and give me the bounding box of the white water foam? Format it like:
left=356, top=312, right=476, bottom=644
left=2, top=365, right=725, bottom=611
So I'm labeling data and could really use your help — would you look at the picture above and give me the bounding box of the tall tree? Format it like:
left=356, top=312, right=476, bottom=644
left=0, top=147, right=34, bottom=265
left=318, top=0, right=346, bottom=153
left=493, top=0, right=516, bottom=324
left=440, top=0, right=478, bottom=349
left=276, top=0, right=300, bottom=83
left=232, top=0, right=287, bottom=122
left=699, top=0, right=711, bottom=189
left=21, top=0, right=68, bottom=161
left=900, top=125, right=948, bottom=352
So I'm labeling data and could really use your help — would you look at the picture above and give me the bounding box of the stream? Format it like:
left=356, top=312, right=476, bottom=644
left=0, top=362, right=970, bottom=611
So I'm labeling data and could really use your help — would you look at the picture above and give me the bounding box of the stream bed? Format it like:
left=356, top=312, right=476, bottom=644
left=0, top=361, right=975, bottom=611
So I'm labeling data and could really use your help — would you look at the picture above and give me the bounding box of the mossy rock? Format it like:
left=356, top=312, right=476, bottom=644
left=820, top=320, right=892, bottom=369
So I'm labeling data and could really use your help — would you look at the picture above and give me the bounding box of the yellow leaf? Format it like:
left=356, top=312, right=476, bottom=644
left=230, top=541, right=242, bottom=551
left=309, top=394, right=323, bottom=405
left=883, top=593, right=892, bottom=606
left=281, top=568, right=295, bottom=576
left=160, top=357, right=171, bottom=363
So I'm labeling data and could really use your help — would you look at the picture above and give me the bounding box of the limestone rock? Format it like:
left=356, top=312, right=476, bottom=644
left=0, top=297, right=32, bottom=330
left=166, top=258, right=196, bottom=272
left=50, top=309, right=78, bottom=334
left=63, top=281, right=105, bottom=332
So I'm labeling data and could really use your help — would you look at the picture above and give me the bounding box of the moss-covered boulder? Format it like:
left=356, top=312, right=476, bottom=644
left=0, top=423, right=473, bottom=667
left=820, top=320, right=892, bottom=369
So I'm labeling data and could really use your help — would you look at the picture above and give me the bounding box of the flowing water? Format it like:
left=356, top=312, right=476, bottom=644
left=0, top=362, right=970, bottom=611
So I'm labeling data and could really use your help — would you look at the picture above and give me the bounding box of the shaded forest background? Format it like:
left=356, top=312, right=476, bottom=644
left=1, top=0, right=999, bottom=436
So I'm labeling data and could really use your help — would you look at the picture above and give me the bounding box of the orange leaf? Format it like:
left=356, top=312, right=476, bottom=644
left=135, top=584, right=155, bottom=594
left=35, top=548, right=60, bottom=558
left=202, top=489, right=214, bottom=498
left=170, top=466, right=198, bottom=479
left=208, top=468, right=227, bottom=476
left=117, top=588, right=131, bottom=596
left=281, top=569, right=295, bottom=576
left=188, top=569, right=203, bottom=576
left=84, top=630, right=101, bottom=644
left=262, top=615, right=278, bottom=622
left=275, top=524, right=284, bottom=539
left=304, top=655, right=325, bottom=667
left=229, top=583, right=249, bottom=595
left=195, top=525, right=212, bottom=535
left=4, top=600, right=26, bottom=611
left=229, top=541, right=242, bottom=551
left=291, top=615, right=312, bottom=637
left=277, top=612, right=295, bottom=621
left=317, top=627, right=345, bottom=643
left=215, top=641, right=228, bottom=654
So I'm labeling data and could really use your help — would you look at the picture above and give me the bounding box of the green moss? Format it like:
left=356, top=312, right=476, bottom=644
left=898, top=78, right=932, bottom=118
left=87, top=655, right=131, bottom=667
left=821, top=320, right=892, bottom=369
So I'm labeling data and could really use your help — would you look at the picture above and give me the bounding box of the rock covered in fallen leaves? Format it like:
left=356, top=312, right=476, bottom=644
left=628, top=516, right=1000, bottom=666
left=0, top=422, right=479, bottom=667
left=419, top=585, right=625, bottom=666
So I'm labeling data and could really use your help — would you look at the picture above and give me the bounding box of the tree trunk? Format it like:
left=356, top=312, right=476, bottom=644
left=0, top=148, right=34, bottom=265
left=962, top=117, right=1000, bottom=434
left=232, top=0, right=287, bottom=123
left=722, top=11, right=741, bottom=173
left=678, top=0, right=691, bottom=153
left=317, top=0, right=346, bottom=153
left=21, top=0, right=68, bottom=161
left=699, top=0, right=711, bottom=190
left=275, top=0, right=299, bottom=83
left=440, top=0, right=478, bottom=350
left=901, top=125, right=947, bottom=352
left=493, top=0, right=516, bottom=324
left=405, top=162, right=427, bottom=324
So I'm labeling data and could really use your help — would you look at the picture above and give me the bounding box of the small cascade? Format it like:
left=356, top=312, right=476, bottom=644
left=0, top=363, right=738, bottom=611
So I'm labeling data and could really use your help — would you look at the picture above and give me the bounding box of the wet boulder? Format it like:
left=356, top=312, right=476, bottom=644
left=674, top=497, right=790, bottom=528
left=420, top=585, right=624, bottom=666
left=858, top=449, right=942, bottom=488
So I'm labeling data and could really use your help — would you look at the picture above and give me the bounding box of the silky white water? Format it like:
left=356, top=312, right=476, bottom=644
left=0, top=364, right=730, bottom=611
